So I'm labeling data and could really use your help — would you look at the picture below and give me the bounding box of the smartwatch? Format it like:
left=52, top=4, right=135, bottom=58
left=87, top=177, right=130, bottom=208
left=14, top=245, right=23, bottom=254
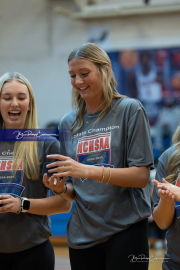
left=21, top=197, right=30, bottom=212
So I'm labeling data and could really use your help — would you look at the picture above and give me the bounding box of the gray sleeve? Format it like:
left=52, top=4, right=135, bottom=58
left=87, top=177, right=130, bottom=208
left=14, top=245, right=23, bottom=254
left=127, top=105, right=154, bottom=169
left=44, top=138, right=61, bottom=159
left=151, top=160, right=165, bottom=210
left=151, top=148, right=172, bottom=210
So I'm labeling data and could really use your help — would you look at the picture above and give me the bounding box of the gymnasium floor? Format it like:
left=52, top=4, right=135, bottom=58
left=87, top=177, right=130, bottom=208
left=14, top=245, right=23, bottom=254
left=53, top=245, right=165, bottom=270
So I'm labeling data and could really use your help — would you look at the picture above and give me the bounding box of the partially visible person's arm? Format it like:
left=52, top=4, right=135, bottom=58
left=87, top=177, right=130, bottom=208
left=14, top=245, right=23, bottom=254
left=0, top=193, right=72, bottom=215
left=152, top=179, right=175, bottom=230
left=28, top=194, right=72, bottom=215
left=45, top=155, right=150, bottom=189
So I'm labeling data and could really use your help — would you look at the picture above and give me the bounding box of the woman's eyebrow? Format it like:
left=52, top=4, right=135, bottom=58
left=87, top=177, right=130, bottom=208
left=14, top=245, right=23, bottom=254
left=1, top=92, right=28, bottom=96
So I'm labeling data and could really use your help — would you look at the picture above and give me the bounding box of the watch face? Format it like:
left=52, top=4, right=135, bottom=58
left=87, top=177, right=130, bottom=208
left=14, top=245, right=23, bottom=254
left=23, top=200, right=30, bottom=210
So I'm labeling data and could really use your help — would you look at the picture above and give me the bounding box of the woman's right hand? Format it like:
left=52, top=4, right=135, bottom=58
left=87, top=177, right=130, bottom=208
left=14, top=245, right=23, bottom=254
left=45, top=154, right=88, bottom=179
left=0, top=194, right=21, bottom=214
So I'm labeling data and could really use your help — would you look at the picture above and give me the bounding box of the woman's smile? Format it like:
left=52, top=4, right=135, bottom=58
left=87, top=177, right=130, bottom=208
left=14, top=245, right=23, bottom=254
left=0, top=80, right=30, bottom=129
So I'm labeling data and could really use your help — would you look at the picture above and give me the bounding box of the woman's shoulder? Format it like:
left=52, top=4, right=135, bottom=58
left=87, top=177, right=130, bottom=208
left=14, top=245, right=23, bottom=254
left=59, top=110, right=76, bottom=128
left=159, top=146, right=176, bottom=166
left=113, top=96, right=145, bottom=115
left=37, top=136, right=60, bottom=149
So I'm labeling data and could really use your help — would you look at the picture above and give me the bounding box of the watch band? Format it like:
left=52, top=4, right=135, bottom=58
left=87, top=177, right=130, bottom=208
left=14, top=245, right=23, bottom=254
left=16, top=197, right=21, bottom=214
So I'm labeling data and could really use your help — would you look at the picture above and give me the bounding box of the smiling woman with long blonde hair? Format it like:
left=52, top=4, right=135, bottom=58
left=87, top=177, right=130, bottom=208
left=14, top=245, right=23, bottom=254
left=0, top=72, right=39, bottom=179
left=0, top=72, right=71, bottom=270
left=44, top=43, right=154, bottom=270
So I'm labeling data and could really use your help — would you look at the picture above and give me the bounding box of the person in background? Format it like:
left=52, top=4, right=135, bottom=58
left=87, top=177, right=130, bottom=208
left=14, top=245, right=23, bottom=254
left=135, top=51, right=163, bottom=126
left=154, top=96, right=180, bottom=153
left=44, top=43, right=154, bottom=270
left=0, top=72, right=71, bottom=270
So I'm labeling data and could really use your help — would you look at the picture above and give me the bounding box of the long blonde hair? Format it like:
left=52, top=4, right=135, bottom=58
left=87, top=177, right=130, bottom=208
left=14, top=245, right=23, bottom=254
left=0, top=72, right=39, bottom=180
left=166, top=124, right=180, bottom=183
left=68, top=43, right=123, bottom=135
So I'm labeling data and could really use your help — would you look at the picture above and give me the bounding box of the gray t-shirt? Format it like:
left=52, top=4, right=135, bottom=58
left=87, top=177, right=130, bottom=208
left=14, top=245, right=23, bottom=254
left=60, top=97, right=154, bottom=249
left=0, top=139, right=60, bottom=253
left=152, top=146, right=180, bottom=270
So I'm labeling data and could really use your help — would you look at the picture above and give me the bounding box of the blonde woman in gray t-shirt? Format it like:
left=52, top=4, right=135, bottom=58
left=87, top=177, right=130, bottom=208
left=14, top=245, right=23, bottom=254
left=44, top=43, right=154, bottom=270
left=0, top=72, right=71, bottom=270
left=152, top=123, right=180, bottom=270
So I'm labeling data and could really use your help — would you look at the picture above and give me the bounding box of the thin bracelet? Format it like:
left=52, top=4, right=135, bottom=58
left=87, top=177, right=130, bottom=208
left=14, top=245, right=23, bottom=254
left=106, top=167, right=111, bottom=184
left=52, top=184, right=67, bottom=196
left=16, top=197, right=21, bottom=214
left=99, top=166, right=105, bottom=183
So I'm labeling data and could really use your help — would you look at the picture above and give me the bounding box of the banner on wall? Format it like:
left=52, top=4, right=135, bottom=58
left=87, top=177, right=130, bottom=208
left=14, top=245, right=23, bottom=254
left=108, top=47, right=180, bottom=156
left=108, top=47, right=180, bottom=126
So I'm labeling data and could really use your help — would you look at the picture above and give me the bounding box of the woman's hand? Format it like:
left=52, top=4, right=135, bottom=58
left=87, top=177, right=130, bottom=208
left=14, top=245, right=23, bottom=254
left=43, top=173, right=67, bottom=194
left=152, top=179, right=175, bottom=229
left=0, top=194, right=20, bottom=213
left=152, top=179, right=175, bottom=205
left=46, top=154, right=88, bottom=179
left=153, top=178, right=180, bottom=201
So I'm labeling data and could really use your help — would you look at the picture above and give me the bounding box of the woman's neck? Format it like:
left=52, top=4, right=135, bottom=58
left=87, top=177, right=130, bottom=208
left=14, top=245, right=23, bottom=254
left=85, top=99, right=104, bottom=114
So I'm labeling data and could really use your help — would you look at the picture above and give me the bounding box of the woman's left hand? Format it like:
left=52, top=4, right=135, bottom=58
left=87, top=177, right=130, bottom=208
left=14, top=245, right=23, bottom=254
left=153, top=178, right=180, bottom=201
left=46, top=154, right=88, bottom=179
left=43, top=173, right=67, bottom=194
left=152, top=179, right=175, bottom=204
left=0, top=194, right=20, bottom=214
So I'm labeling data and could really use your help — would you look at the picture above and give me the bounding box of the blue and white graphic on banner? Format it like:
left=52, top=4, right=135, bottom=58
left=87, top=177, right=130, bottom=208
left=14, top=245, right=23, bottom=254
left=0, top=157, right=24, bottom=197
left=0, top=129, right=70, bottom=141
left=77, top=132, right=114, bottom=182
